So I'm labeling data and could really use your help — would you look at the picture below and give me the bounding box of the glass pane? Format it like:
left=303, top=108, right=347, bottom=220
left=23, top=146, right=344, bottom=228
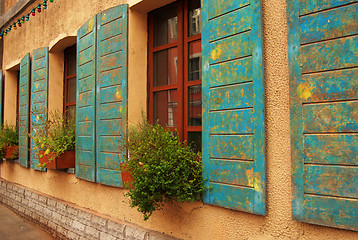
left=153, top=4, right=178, bottom=47
left=66, top=48, right=76, bottom=76
left=66, top=105, right=76, bottom=125
left=188, top=85, right=202, bottom=126
left=154, top=90, right=178, bottom=127
left=154, top=48, right=178, bottom=87
left=188, top=0, right=201, bottom=36
left=188, top=131, right=202, bottom=153
left=189, top=40, right=202, bottom=81
left=66, top=77, right=76, bottom=103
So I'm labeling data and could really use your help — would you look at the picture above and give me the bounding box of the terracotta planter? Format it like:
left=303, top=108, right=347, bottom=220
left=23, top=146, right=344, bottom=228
left=4, top=145, right=19, bottom=159
left=39, top=150, right=75, bottom=169
left=120, top=162, right=133, bottom=187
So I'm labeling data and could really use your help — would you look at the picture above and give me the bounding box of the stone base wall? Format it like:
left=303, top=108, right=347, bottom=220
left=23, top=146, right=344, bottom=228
left=0, top=179, right=178, bottom=240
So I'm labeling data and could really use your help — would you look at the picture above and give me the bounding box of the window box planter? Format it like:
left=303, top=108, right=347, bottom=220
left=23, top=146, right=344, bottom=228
left=39, top=150, right=75, bottom=169
left=4, top=145, right=19, bottom=160
left=120, top=162, right=133, bottom=187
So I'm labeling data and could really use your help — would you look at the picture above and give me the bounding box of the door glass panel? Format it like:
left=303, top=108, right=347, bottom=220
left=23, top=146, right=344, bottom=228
left=188, top=85, right=202, bottom=126
left=153, top=4, right=178, bottom=47
left=189, top=40, right=202, bottom=81
left=188, top=0, right=201, bottom=36
left=154, top=48, right=178, bottom=87
left=66, top=77, right=76, bottom=103
left=154, top=90, right=178, bottom=127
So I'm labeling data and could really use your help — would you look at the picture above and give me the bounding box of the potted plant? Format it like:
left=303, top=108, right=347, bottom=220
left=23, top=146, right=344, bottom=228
left=120, top=161, right=133, bottom=187
left=124, top=119, right=204, bottom=220
left=0, top=124, right=19, bottom=160
left=32, top=111, right=75, bottom=169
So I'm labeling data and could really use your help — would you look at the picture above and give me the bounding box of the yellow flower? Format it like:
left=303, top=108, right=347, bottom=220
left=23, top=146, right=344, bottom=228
left=45, top=149, right=50, bottom=155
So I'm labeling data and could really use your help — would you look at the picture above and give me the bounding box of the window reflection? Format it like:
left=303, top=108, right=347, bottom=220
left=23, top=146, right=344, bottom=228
left=189, top=0, right=201, bottom=36
left=153, top=4, right=178, bottom=47
left=154, top=90, right=178, bottom=127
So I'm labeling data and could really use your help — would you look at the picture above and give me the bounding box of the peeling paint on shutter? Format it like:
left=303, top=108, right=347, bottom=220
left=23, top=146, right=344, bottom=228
left=30, top=48, right=49, bottom=170
left=76, top=16, right=97, bottom=182
left=288, top=0, right=358, bottom=230
left=96, top=4, right=128, bottom=187
left=19, top=53, right=31, bottom=168
left=202, top=0, right=266, bottom=214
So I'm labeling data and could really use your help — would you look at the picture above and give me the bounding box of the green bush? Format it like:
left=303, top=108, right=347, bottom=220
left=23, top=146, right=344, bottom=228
left=0, top=124, right=19, bottom=158
left=31, top=110, right=75, bottom=168
left=125, top=119, right=204, bottom=220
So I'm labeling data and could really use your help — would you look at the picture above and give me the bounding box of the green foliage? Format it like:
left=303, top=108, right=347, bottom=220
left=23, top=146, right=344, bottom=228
left=0, top=124, right=19, bottom=159
left=125, top=119, right=203, bottom=220
left=31, top=110, right=75, bottom=168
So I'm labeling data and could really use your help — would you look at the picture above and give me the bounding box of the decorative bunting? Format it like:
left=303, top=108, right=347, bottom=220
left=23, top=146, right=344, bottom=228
left=0, top=0, right=55, bottom=39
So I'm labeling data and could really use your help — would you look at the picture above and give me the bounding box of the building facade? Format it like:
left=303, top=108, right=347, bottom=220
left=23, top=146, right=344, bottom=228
left=0, top=0, right=357, bottom=239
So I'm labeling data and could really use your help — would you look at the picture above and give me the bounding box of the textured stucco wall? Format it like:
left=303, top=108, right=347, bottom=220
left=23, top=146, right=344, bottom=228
left=0, top=0, right=357, bottom=239
left=4, top=0, right=17, bottom=13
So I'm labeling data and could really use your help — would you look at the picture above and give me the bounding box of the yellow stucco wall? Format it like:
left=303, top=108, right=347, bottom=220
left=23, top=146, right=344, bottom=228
left=4, top=0, right=17, bottom=13
left=1, top=0, right=357, bottom=239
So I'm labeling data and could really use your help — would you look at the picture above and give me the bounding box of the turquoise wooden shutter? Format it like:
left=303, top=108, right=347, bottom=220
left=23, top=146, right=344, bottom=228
left=30, top=48, right=49, bottom=170
left=96, top=4, right=128, bottom=187
left=288, top=0, right=358, bottom=230
left=76, top=16, right=97, bottom=182
left=19, top=54, right=31, bottom=168
left=202, top=0, right=266, bottom=214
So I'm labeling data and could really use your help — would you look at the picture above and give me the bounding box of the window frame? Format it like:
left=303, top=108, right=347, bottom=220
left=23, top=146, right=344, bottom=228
left=63, top=45, right=77, bottom=121
left=148, top=0, right=202, bottom=143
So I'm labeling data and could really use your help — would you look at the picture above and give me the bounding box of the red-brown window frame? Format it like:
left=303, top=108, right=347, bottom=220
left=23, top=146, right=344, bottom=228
left=63, top=45, right=76, bottom=119
left=148, top=0, right=202, bottom=143
left=16, top=71, right=20, bottom=129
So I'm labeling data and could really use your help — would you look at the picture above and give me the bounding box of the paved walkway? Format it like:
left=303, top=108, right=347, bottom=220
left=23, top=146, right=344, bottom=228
left=0, top=203, right=53, bottom=240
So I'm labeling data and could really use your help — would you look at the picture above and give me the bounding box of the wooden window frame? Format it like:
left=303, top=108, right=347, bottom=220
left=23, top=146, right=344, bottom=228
left=64, top=45, right=76, bottom=119
left=148, top=0, right=202, bottom=143
left=16, top=71, right=19, bottom=129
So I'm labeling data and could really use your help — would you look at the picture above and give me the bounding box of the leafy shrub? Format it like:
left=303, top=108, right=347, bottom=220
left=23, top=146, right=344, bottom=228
left=125, top=119, right=203, bottom=220
left=31, top=110, right=75, bottom=168
left=0, top=124, right=19, bottom=158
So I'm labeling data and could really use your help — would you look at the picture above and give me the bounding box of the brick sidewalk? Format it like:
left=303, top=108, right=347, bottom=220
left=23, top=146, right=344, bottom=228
left=0, top=203, right=53, bottom=240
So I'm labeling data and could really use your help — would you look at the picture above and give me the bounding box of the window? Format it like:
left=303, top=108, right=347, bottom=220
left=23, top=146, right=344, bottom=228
left=16, top=71, right=19, bottom=129
left=64, top=45, right=76, bottom=123
left=148, top=0, right=202, bottom=152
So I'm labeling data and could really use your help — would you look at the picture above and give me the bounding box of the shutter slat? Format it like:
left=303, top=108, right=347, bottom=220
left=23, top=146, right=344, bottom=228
left=30, top=48, right=48, bottom=170
left=76, top=16, right=97, bottom=182
left=96, top=4, right=128, bottom=187
left=300, top=4, right=358, bottom=44
left=303, top=102, right=358, bottom=133
left=208, top=160, right=254, bottom=187
left=202, top=0, right=266, bottom=214
left=304, top=194, right=358, bottom=230
left=288, top=0, right=358, bottom=231
left=301, top=69, right=358, bottom=103
left=301, top=36, right=358, bottom=73
left=299, top=0, right=356, bottom=16
left=304, top=165, right=358, bottom=198
left=304, top=135, right=358, bottom=165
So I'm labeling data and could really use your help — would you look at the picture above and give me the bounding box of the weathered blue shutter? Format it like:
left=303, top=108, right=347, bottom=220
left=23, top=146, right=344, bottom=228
left=96, top=4, right=128, bottom=187
left=19, top=54, right=31, bottom=168
left=202, top=0, right=266, bottom=214
left=76, top=16, right=97, bottom=182
left=30, top=48, right=49, bottom=170
left=288, top=0, right=358, bottom=230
